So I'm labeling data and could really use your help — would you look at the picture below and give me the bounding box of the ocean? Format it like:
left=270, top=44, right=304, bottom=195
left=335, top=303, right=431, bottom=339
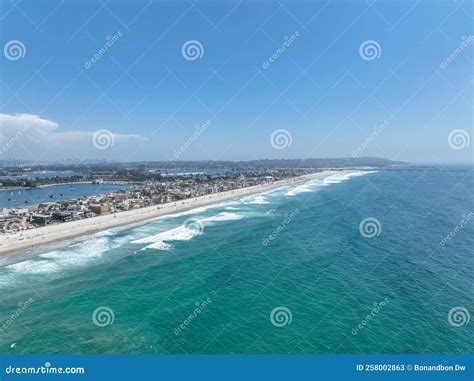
left=0, top=168, right=472, bottom=354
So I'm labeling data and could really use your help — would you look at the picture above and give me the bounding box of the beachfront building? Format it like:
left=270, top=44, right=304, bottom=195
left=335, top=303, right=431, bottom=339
left=89, top=203, right=111, bottom=215
left=32, top=214, right=52, bottom=225
left=0, top=168, right=316, bottom=234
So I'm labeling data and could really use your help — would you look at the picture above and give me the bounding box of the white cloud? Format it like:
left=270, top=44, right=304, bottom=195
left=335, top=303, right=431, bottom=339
left=0, top=113, right=58, bottom=139
left=0, top=113, right=148, bottom=160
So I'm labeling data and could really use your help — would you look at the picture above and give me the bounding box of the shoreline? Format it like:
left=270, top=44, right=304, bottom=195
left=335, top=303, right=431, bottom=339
left=0, top=171, right=337, bottom=257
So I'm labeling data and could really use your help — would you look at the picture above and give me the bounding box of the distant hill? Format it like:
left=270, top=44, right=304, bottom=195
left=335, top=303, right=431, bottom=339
left=0, top=157, right=408, bottom=171
left=136, top=157, right=408, bottom=169
left=234, top=157, right=408, bottom=169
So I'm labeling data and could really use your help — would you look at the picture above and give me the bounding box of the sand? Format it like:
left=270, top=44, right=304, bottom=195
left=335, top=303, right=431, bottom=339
left=0, top=171, right=336, bottom=256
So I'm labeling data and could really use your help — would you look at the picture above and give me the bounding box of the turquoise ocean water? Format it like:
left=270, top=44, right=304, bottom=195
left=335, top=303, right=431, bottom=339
left=0, top=168, right=472, bottom=354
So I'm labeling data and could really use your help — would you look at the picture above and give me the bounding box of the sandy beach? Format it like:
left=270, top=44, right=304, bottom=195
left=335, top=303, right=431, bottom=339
left=0, top=171, right=336, bottom=257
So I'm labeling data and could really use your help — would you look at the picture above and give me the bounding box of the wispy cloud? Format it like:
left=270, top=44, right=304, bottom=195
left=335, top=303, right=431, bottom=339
left=0, top=113, right=147, bottom=160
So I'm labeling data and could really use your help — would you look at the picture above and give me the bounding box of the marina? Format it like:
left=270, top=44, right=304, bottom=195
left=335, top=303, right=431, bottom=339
left=0, top=182, right=131, bottom=209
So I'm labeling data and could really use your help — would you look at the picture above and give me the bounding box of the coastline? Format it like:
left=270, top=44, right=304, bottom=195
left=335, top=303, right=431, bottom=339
left=0, top=171, right=336, bottom=257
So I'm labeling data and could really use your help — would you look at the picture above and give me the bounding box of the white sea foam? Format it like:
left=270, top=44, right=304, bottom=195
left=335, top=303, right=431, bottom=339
left=132, top=225, right=201, bottom=244
left=38, top=250, right=63, bottom=259
left=201, top=212, right=244, bottom=222
left=132, top=223, right=203, bottom=252
left=283, top=171, right=374, bottom=196
left=3, top=236, right=112, bottom=276
left=172, top=201, right=237, bottom=216
left=94, top=230, right=114, bottom=237
left=6, top=259, right=61, bottom=274
left=323, top=171, right=374, bottom=185
left=132, top=211, right=246, bottom=250
left=24, top=238, right=109, bottom=273
left=141, top=201, right=237, bottom=223
left=185, top=206, right=210, bottom=214
left=141, top=241, right=173, bottom=251
left=246, top=195, right=270, bottom=204
left=285, top=185, right=314, bottom=197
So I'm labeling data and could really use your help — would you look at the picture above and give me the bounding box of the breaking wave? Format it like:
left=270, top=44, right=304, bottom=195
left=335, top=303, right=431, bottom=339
left=323, top=171, right=375, bottom=185
left=132, top=212, right=245, bottom=251
left=141, top=241, right=173, bottom=251
left=3, top=237, right=111, bottom=278
left=132, top=224, right=201, bottom=245
left=285, top=185, right=314, bottom=197
left=245, top=195, right=270, bottom=204
left=201, top=212, right=244, bottom=222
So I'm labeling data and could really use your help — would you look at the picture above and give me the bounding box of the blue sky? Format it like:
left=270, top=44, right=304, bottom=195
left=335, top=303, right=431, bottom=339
left=0, top=0, right=472, bottom=163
